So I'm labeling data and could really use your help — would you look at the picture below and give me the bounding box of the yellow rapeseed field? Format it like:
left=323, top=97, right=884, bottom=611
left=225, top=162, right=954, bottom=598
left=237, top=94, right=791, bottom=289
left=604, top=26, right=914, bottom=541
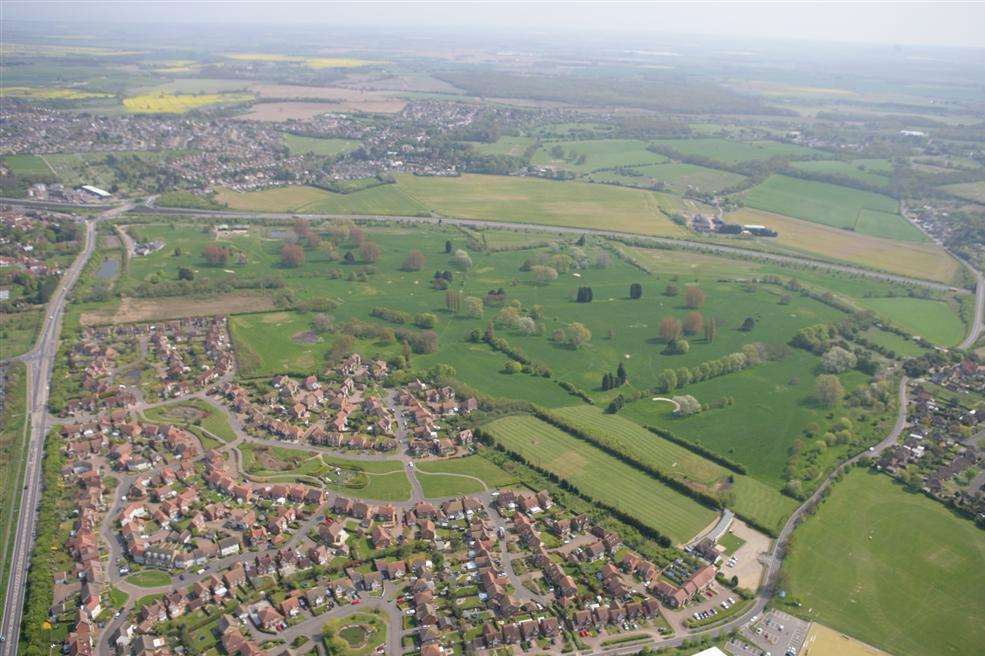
left=122, top=92, right=254, bottom=114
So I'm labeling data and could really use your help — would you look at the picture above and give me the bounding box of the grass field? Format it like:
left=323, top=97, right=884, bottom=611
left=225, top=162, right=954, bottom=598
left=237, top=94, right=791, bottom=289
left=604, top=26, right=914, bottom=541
left=547, top=405, right=796, bottom=533
left=397, top=174, right=685, bottom=236
left=416, top=455, right=516, bottom=488
left=620, top=350, right=882, bottom=489
left=743, top=175, right=925, bottom=243
left=530, top=139, right=667, bottom=173
left=791, top=159, right=893, bottom=188
left=215, top=184, right=428, bottom=215
left=724, top=208, right=960, bottom=284
left=123, top=92, right=254, bottom=113
left=469, top=136, right=535, bottom=157
left=142, top=398, right=238, bottom=444
left=483, top=414, right=716, bottom=543
left=282, top=134, right=361, bottom=157
left=0, top=86, right=112, bottom=100
left=322, top=612, right=387, bottom=656
left=590, top=161, right=747, bottom=194
left=651, top=138, right=822, bottom=165
left=0, top=309, right=43, bottom=357
left=857, top=296, right=966, bottom=346
left=783, top=469, right=985, bottom=656
left=2, top=154, right=53, bottom=177
left=940, top=181, right=985, bottom=204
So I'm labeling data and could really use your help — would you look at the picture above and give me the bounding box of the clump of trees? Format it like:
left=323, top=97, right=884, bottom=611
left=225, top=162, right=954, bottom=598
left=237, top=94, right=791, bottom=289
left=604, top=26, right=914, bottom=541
left=202, top=244, right=231, bottom=266
left=629, top=282, right=643, bottom=299
left=673, top=395, right=702, bottom=416
left=684, top=285, right=706, bottom=308
left=821, top=346, right=858, bottom=373
left=402, top=250, right=426, bottom=271
left=815, top=374, right=844, bottom=407
left=659, top=317, right=683, bottom=342
left=601, top=362, right=628, bottom=391
left=552, top=322, right=592, bottom=349
left=450, top=249, right=473, bottom=269
left=280, top=243, right=305, bottom=267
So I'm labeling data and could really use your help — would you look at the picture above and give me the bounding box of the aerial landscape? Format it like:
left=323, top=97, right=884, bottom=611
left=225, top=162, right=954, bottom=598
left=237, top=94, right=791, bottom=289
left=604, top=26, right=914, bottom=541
left=0, top=3, right=983, bottom=656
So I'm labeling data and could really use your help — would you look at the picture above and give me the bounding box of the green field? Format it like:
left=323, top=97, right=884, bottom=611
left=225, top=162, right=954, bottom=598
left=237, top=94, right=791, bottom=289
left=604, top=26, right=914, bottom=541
left=941, top=180, right=985, bottom=204
left=858, top=297, right=966, bottom=346
left=126, top=570, right=172, bottom=587
left=0, top=363, right=29, bottom=609
left=470, top=136, right=535, bottom=157
left=282, top=134, right=361, bottom=157
left=590, top=161, right=747, bottom=194
left=397, top=173, right=684, bottom=236
left=743, top=175, right=925, bottom=243
left=142, top=398, right=238, bottom=444
left=216, top=183, right=428, bottom=215
left=530, top=139, right=668, bottom=173
left=2, top=154, right=52, bottom=177
left=621, top=350, right=881, bottom=488
left=416, top=454, right=516, bottom=489
left=791, top=159, right=893, bottom=188
left=547, top=405, right=796, bottom=533
left=783, top=469, right=985, bottom=656
left=483, top=414, right=716, bottom=543
left=0, top=309, right=43, bottom=358
left=651, top=138, right=822, bottom=165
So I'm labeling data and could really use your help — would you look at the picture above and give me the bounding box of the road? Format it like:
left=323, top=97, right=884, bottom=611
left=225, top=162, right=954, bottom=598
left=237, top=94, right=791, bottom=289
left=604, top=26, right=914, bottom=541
left=958, top=262, right=984, bottom=349
left=0, top=203, right=131, bottom=656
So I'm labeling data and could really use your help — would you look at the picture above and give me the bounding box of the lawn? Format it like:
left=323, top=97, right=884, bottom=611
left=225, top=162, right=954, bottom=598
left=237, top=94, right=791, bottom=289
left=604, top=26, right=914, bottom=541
left=322, top=612, right=387, bottom=656
left=742, top=175, right=925, bottom=243
left=1, top=154, right=52, bottom=177
left=282, top=134, right=361, bottom=156
left=548, top=405, right=796, bottom=534
left=857, top=296, right=966, bottom=346
left=126, top=569, right=173, bottom=587
left=416, top=454, right=516, bottom=498
left=782, top=469, right=985, bottom=656
left=142, top=398, right=238, bottom=443
left=483, top=414, right=716, bottom=544
left=396, top=173, right=685, bottom=236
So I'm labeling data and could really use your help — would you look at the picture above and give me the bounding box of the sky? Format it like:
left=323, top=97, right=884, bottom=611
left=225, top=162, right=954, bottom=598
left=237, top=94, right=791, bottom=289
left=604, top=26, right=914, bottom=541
left=5, top=1, right=985, bottom=49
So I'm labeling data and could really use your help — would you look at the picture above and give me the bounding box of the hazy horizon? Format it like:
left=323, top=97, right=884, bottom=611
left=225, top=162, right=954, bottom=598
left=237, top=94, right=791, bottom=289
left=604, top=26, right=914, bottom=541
left=4, top=1, right=985, bottom=50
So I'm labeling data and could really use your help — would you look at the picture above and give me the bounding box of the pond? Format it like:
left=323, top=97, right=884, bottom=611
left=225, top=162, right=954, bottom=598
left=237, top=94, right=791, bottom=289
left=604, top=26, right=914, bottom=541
left=96, top=257, right=120, bottom=279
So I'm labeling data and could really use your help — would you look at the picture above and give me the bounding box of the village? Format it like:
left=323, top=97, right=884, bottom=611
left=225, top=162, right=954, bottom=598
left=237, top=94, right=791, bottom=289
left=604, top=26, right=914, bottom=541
left=40, top=314, right=763, bottom=656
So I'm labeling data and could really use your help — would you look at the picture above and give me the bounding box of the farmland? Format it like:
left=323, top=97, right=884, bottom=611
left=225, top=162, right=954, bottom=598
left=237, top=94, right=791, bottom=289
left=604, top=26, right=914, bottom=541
left=590, top=161, right=747, bottom=194
left=122, top=92, right=254, bottom=113
left=224, top=53, right=382, bottom=68
left=650, top=138, right=823, bottom=165
left=941, top=180, right=985, bottom=204
left=790, top=159, right=893, bottom=188
left=742, top=175, right=925, bottom=243
left=529, top=139, right=668, bottom=173
left=483, top=414, right=717, bottom=544
left=214, top=184, right=428, bottom=215
left=782, top=470, right=985, bottom=656
left=0, top=86, right=112, bottom=100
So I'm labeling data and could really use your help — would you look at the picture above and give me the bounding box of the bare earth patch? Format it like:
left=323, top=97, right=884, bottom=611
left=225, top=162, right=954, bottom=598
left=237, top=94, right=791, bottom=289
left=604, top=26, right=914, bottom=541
left=292, top=330, right=322, bottom=344
left=246, top=85, right=407, bottom=114
left=80, top=293, right=277, bottom=325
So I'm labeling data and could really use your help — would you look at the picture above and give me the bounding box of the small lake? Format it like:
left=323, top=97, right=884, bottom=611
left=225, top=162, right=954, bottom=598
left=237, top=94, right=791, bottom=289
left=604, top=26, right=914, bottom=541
left=96, top=257, right=120, bottom=279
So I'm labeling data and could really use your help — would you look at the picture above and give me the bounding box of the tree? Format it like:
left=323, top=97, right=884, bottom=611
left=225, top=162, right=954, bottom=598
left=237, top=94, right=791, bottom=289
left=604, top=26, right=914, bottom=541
left=673, top=395, right=701, bottom=416
left=402, top=250, right=426, bottom=271
left=516, top=316, right=537, bottom=335
left=550, top=328, right=566, bottom=343
left=177, top=267, right=194, bottom=281
left=281, top=243, right=305, bottom=267
left=815, top=374, right=844, bottom=407
left=359, top=241, right=381, bottom=263
left=657, top=369, right=678, bottom=392
left=414, top=312, right=438, bottom=329
left=451, top=249, right=473, bottom=269
left=601, top=372, right=613, bottom=391
left=821, top=346, right=858, bottom=373
left=202, top=244, right=229, bottom=266
left=664, top=338, right=690, bottom=355
left=616, top=362, right=627, bottom=385
left=684, top=285, right=706, bottom=309
left=659, top=317, right=683, bottom=342
left=629, top=283, right=643, bottom=300
left=575, top=286, right=593, bottom=303
left=312, top=313, right=334, bottom=333
left=464, top=296, right=484, bottom=318
left=503, top=360, right=522, bottom=374
left=566, top=322, right=591, bottom=349
left=683, top=311, right=704, bottom=335
left=531, top=265, right=558, bottom=285
left=595, top=250, right=611, bottom=269
left=664, top=283, right=678, bottom=297
left=445, top=240, right=453, bottom=254
left=740, top=317, right=756, bottom=332
left=704, top=317, right=718, bottom=343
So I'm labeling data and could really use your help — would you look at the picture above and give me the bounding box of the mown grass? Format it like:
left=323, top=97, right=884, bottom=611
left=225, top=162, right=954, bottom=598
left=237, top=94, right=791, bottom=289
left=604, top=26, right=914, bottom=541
left=783, top=469, right=985, bottom=656
left=215, top=183, right=428, bottom=215
left=126, top=569, right=172, bottom=587
left=857, top=296, right=966, bottom=346
left=416, top=454, right=516, bottom=490
left=483, top=414, right=716, bottom=544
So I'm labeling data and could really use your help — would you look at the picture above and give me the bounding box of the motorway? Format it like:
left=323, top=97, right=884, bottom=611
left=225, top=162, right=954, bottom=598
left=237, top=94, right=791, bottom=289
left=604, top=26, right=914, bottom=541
left=0, top=204, right=131, bottom=656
